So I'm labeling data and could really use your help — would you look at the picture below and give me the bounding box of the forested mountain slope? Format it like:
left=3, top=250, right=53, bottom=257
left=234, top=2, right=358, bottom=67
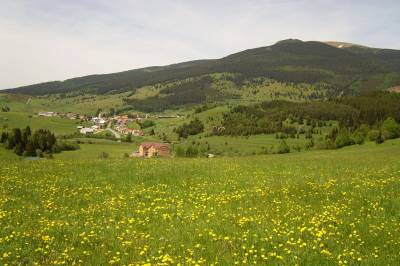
left=6, top=39, right=400, bottom=96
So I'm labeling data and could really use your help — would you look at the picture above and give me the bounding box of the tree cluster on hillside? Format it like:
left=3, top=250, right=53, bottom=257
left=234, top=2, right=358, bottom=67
left=122, top=76, right=226, bottom=112
left=215, top=92, right=400, bottom=149
left=138, top=120, right=155, bottom=129
left=0, top=127, right=79, bottom=157
left=174, top=118, right=205, bottom=138
left=340, top=91, right=400, bottom=124
left=174, top=141, right=211, bottom=157
left=316, top=117, right=399, bottom=149
left=1, top=106, right=10, bottom=112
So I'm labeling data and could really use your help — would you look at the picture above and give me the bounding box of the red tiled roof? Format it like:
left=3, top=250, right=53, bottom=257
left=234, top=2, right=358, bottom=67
left=140, top=142, right=170, bottom=149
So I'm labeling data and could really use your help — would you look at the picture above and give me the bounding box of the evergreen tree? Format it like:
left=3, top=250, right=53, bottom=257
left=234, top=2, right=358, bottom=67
left=382, top=117, right=400, bottom=140
left=126, top=133, right=132, bottom=143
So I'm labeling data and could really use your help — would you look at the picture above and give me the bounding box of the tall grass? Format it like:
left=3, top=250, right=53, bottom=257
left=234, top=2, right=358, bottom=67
left=0, top=140, right=399, bottom=265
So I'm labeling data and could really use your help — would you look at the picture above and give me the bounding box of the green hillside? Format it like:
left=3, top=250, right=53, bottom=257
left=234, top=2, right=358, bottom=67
left=6, top=39, right=400, bottom=97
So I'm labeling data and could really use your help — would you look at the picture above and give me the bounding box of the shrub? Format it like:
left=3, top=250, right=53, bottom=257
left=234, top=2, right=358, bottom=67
left=382, top=117, right=400, bottom=140
left=98, top=152, right=109, bottom=159
left=315, top=138, right=335, bottom=150
left=175, top=118, right=204, bottom=138
left=335, top=128, right=354, bottom=148
left=139, top=120, right=155, bottom=129
left=274, top=140, right=290, bottom=154
left=368, top=130, right=380, bottom=141
left=174, top=146, right=186, bottom=157
left=126, top=133, right=132, bottom=143
left=376, top=133, right=384, bottom=144
left=352, top=131, right=365, bottom=145
left=56, top=142, right=80, bottom=151
left=185, top=146, right=199, bottom=157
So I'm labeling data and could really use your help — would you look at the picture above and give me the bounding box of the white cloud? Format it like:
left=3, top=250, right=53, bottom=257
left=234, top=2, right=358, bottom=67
left=0, top=0, right=399, bottom=89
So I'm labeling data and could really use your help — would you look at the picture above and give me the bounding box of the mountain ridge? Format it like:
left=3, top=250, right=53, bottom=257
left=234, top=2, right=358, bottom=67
left=5, top=39, right=400, bottom=96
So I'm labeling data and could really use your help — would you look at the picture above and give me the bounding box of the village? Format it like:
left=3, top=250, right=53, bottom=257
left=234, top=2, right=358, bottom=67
left=37, top=111, right=176, bottom=158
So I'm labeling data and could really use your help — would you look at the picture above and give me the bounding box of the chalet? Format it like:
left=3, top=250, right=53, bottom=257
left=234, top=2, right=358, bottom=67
left=132, top=129, right=144, bottom=136
left=114, top=125, right=144, bottom=136
left=66, top=112, right=77, bottom=119
left=79, top=115, right=89, bottom=121
left=38, top=111, right=56, bottom=117
left=92, top=117, right=107, bottom=126
left=124, top=128, right=144, bottom=136
left=114, top=115, right=129, bottom=124
left=133, top=142, right=171, bottom=158
left=80, top=127, right=94, bottom=134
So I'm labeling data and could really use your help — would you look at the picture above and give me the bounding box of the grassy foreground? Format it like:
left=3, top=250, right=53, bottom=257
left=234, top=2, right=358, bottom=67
left=1, top=140, right=400, bottom=265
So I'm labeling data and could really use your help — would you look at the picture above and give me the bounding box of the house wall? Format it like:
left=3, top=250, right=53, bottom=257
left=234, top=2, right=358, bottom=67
left=148, top=146, right=157, bottom=157
left=156, top=147, right=170, bottom=157
left=138, top=144, right=171, bottom=158
left=139, top=145, right=145, bottom=157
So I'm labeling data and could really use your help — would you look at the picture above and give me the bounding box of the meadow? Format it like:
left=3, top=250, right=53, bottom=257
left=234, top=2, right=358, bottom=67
left=1, top=139, right=400, bottom=265
left=55, top=139, right=138, bottom=160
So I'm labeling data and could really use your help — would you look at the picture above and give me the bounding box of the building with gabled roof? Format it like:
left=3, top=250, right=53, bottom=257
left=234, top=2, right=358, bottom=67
left=134, top=142, right=171, bottom=158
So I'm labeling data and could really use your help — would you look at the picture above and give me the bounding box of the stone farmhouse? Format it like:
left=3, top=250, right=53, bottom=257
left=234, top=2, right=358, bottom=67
left=131, top=142, right=171, bottom=158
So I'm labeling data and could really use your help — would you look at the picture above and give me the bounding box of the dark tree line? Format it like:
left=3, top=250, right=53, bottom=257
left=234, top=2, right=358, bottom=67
left=1, top=127, right=79, bottom=157
left=218, top=92, right=400, bottom=137
left=1, top=106, right=10, bottom=112
left=174, top=118, right=205, bottom=138
left=215, top=92, right=400, bottom=149
left=122, top=76, right=226, bottom=112
left=339, top=91, right=400, bottom=124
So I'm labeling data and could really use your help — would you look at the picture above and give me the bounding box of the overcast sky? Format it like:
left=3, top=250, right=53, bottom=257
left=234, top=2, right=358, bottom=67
left=1, top=0, right=399, bottom=89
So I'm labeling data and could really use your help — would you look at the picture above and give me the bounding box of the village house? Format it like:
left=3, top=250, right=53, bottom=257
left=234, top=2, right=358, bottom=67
left=38, top=111, right=57, bottom=117
left=132, top=142, right=171, bottom=158
left=114, top=125, right=144, bottom=136
left=66, top=112, right=77, bottom=120
left=114, top=115, right=129, bottom=125
left=123, top=128, right=144, bottom=136
left=92, top=117, right=107, bottom=126
left=131, top=129, right=144, bottom=136
left=79, top=115, right=89, bottom=121
left=80, top=127, right=94, bottom=134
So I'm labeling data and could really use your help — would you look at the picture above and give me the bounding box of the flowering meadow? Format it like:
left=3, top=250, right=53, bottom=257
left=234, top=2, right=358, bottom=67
left=1, top=140, right=400, bottom=265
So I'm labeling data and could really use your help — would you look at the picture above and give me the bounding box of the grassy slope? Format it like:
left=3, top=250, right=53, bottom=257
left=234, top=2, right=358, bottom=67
left=54, top=139, right=138, bottom=160
left=190, top=134, right=310, bottom=156
left=0, top=139, right=399, bottom=265
left=0, top=112, right=79, bottom=135
left=0, top=93, right=82, bottom=135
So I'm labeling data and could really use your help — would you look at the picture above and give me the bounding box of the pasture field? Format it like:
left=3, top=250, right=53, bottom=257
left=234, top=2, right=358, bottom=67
left=178, top=134, right=311, bottom=156
left=1, top=139, right=400, bottom=265
left=54, top=139, right=138, bottom=160
left=0, top=112, right=80, bottom=135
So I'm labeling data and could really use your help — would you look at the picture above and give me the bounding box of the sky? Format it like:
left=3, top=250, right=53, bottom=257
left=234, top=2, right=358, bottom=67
left=1, top=0, right=400, bottom=89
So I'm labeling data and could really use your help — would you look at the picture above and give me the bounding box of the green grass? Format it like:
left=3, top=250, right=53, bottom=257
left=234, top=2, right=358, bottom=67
left=54, top=139, right=138, bottom=160
left=0, top=139, right=400, bottom=265
left=0, top=112, right=80, bottom=135
left=31, top=93, right=127, bottom=115
left=185, top=134, right=310, bottom=156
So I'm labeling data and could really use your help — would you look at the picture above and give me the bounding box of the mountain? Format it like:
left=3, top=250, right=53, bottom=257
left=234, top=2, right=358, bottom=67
left=324, top=41, right=367, bottom=49
left=5, top=39, right=400, bottom=96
